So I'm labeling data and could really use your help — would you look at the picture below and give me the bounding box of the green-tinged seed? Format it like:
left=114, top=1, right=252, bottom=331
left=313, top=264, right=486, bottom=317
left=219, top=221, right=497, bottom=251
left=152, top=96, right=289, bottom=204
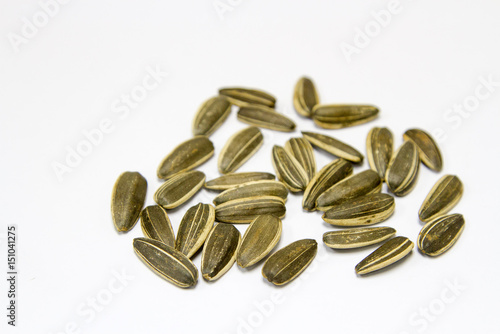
left=366, top=127, right=393, bottom=181
left=285, top=137, right=316, bottom=180
left=218, top=127, right=263, bottom=174
left=323, top=227, right=396, bottom=249
left=302, top=131, right=364, bottom=164
left=403, top=129, right=443, bottom=171
left=213, top=180, right=288, bottom=206
left=419, top=175, right=463, bottom=222
left=272, top=145, right=309, bottom=192
left=316, top=169, right=382, bottom=211
left=111, top=171, right=147, bottom=232
left=237, top=105, right=296, bottom=132
left=157, top=136, right=214, bottom=179
left=262, top=239, right=317, bottom=286
left=219, top=87, right=276, bottom=108
left=385, top=141, right=420, bottom=196
left=201, top=223, right=241, bottom=281
left=312, top=104, right=379, bottom=129
left=192, top=96, right=232, bottom=136
left=205, top=172, right=276, bottom=191
left=418, top=214, right=465, bottom=256
left=237, top=215, right=282, bottom=268
left=154, top=171, right=205, bottom=209
left=302, top=159, right=353, bottom=211
left=322, top=193, right=395, bottom=226
left=215, top=196, right=286, bottom=223
left=293, top=76, right=319, bottom=118
left=175, top=203, right=215, bottom=258
left=133, top=238, right=198, bottom=288
left=355, top=236, right=414, bottom=275
left=140, top=205, right=175, bottom=247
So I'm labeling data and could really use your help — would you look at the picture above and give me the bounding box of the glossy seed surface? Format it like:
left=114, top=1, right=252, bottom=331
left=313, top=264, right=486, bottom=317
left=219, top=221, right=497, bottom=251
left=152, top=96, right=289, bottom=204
left=237, top=105, right=296, bottom=132
left=403, top=129, right=443, bottom=171
left=366, top=127, right=393, bottom=181
left=154, top=171, right=205, bottom=209
left=262, top=239, right=317, bottom=286
left=385, top=141, right=420, bottom=196
left=140, top=205, right=175, bottom=247
left=133, top=238, right=198, bottom=288
left=285, top=137, right=316, bottom=180
left=218, top=126, right=263, bottom=174
left=213, top=180, right=288, bottom=206
left=323, top=227, right=396, bottom=249
left=237, top=215, right=282, bottom=268
left=175, top=203, right=215, bottom=258
left=419, top=175, right=463, bottom=222
left=192, top=96, right=232, bottom=136
left=418, top=214, right=465, bottom=256
left=204, top=172, right=276, bottom=191
left=272, top=145, right=309, bottom=192
left=201, top=223, right=241, bottom=281
left=111, top=171, right=147, bottom=232
left=215, top=196, right=286, bottom=223
left=302, top=131, right=364, bottom=164
left=293, top=76, right=319, bottom=118
left=312, top=104, right=379, bottom=129
left=219, top=87, right=276, bottom=108
left=355, top=236, right=414, bottom=275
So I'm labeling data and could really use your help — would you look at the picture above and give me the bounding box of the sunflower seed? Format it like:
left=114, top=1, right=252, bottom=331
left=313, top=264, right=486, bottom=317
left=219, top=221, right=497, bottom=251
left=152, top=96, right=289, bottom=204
left=302, top=159, right=353, bottom=211
left=140, top=205, right=175, bottom=247
left=111, top=171, right=147, bottom=232
left=418, top=214, right=465, bottom=257
left=201, top=223, right=241, bottom=281
left=355, top=236, right=413, bottom=275
left=403, top=129, right=443, bottom=172
left=366, top=127, right=393, bottom=181
left=322, top=193, right=395, bottom=226
left=272, top=145, right=309, bottom=192
left=215, top=196, right=286, bottom=223
left=323, top=227, right=396, bottom=249
left=419, top=175, right=463, bottom=223
left=192, top=96, right=232, bottom=136
left=237, top=105, right=296, bottom=132
left=385, top=140, right=420, bottom=197
left=213, top=180, right=288, bottom=206
left=133, top=238, right=198, bottom=288
left=284, top=137, right=316, bottom=180
left=293, top=76, right=319, bottom=118
left=237, top=215, right=282, bottom=268
left=218, top=126, right=263, bottom=174
left=262, top=239, right=317, bottom=286
left=219, top=87, right=276, bottom=108
left=175, top=203, right=215, bottom=258
left=312, top=104, right=379, bottom=129
left=316, top=169, right=382, bottom=211
left=204, top=172, right=276, bottom=191
left=302, top=131, right=364, bottom=163
left=154, top=170, right=205, bottom=209
left=157, top=136, right=214, bottom=179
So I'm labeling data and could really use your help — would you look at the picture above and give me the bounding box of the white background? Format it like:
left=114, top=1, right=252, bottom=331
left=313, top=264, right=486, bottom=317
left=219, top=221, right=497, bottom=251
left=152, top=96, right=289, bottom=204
left=1, top=1, right=499, bottom=333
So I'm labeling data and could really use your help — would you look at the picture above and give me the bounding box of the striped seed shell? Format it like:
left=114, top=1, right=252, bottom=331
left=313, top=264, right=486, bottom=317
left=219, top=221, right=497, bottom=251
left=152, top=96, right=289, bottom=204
left=262, top=239, right=317, bottom=286
left=157, top=136, right=214, bottom=179
left=366, top=127, right=393, bottom=181
left=140, top=205, right=175, bottom=247
left=219, top=87, right=276, bottom=108
left=111, top=171, right=147, bottom=232
left=272, top=145, right=309, bottom=192
left=419, top=175, right=463, bottom=223
left=385, top=141, right=420, bottom=197
left=237, top=215, right=282, bottom=268
left=201, top=223, right=241, bottom=281
left=192, top=96, right=232, bottom=136
left=237, top=105, right=296, bottom=132
left=133, top=238, right=198, bottom=288
left=302, top=159, right=353, bottom=211
left=154, top=171, right=205, bottom=209
left=417, top=214, right=465, bottom=256
left=285, top=137, right=316, bottom=180
left=312, top=104, right=379, bottom=129
left=403, top=128, right=443, bottom=171
left=302, top=131, right=364, bottom=164
left=215, top=196, right=286, bottom=223
left=323, top=227, right=396, bottom=249
left=218, top=127, right=263, bottom=174
left=355, top=236, right=414, bottom=275
left=204, top=172, right=275, bottom=191
left=175, top=203, right=215, bottom=258
left=316, top=169, right=382, bottom=211
left=213, top=180, right=288, bottom=206
left=322, top=193, right=395, bottom=226
left=293, top=76, right=319, bottom=118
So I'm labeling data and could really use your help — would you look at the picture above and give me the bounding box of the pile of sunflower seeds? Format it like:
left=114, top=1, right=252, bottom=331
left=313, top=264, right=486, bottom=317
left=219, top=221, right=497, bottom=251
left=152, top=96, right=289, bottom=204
left=111, top=77, right=465, bottom=288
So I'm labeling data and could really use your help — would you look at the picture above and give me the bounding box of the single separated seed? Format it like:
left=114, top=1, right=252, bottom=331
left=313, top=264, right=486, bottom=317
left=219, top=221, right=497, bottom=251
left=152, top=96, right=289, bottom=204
left=323, top=227, right=396, bottom=249
left=175, top=203, right=215, bottom=258
left=355, top=236, right=414, bottom=275
left=272, top=145, right=309, bottom=192
left=418, top=214, right=465, bottom=257
left=302, top=131, right=364, bottom=164
left=154, top=170, right=205, bottom=209
left=215, top=196, right=286, bottom=223
left=219, top=87, right=276, bottom=108
left=312, top=104, right=379, bottom=129
left=366, top=127, right=393, bottom=181
left=213, top=180, right=288, bottom=206
left=293, top=76, right=319, bottom=118
left=140, top=205, right=175, bottom=247
left=419, top=175, right=463, bottom=223
left=385, top=140, right=420, bottom=197
left=218, top=126, right=263, bottom=174
left=192, top=96, right=232, bottom=136
left=111, top=171, right=147, bottom=232
left=403, top=128, right=443, bottom=172
left=204, top=172, right=276, bottom=191
left=238, top=105, right=296, bottom=132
